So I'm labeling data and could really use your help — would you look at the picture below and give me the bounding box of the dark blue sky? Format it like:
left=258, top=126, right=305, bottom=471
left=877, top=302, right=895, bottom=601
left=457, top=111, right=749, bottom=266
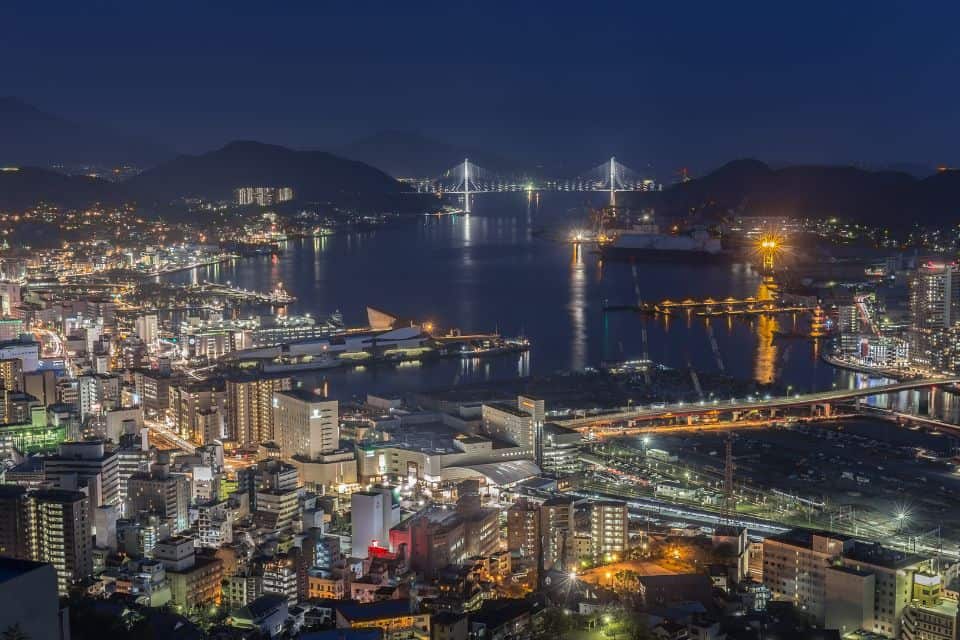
left=4, top=0, right=958, bottom=173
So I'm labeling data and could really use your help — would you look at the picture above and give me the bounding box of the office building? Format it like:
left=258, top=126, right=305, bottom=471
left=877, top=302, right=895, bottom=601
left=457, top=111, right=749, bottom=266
left=350, top=488, right=399, bottom=558
left=127, top=460, right=191, bottom=533
left=273, top=389, right=339, bottom=459
left=43, top=440, right=120, bottom=523
left=481, top=395, right=544, bottom=462
left=763, top=529, right=927, bottom=638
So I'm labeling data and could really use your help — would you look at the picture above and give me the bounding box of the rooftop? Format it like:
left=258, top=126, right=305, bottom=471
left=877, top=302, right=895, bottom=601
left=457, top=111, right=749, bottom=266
left=0, top=557, right=52, bottom=585
left=335, top=599, right=414, bottom=622
left=277, top=387, right=332, bottom=404
left=845, top=541, right=925, bottom=571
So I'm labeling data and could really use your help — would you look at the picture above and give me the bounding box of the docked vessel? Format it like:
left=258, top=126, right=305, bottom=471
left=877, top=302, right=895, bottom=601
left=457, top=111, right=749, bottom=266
left=597, top=210, right=724, bottom=261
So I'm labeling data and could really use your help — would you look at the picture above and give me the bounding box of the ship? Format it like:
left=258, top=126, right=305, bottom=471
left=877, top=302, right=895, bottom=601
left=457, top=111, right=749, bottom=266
left=597, top=211, right=724, bottom=261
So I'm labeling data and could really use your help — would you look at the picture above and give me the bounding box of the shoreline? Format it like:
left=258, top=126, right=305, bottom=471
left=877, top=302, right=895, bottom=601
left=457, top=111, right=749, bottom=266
left=820, top=352, right=911, bottom=381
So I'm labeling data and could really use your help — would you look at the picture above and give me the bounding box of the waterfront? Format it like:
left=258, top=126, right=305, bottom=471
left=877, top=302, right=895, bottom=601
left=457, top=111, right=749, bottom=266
left=166, top=193, right=942, bottom=412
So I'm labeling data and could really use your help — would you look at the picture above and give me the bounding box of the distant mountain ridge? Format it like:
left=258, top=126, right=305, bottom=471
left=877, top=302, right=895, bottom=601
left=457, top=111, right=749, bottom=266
left=124, top=140, right=406, bottom=204
left=0, top=97, right=174, bottom=167
left=627, top=159, right=960, bottom=227
left=0, top=141, right=424, bottom=213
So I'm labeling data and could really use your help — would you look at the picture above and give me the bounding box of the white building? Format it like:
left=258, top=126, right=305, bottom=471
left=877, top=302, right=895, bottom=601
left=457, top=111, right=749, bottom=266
left=350, top=488, right=398, bottom=558
left=273, top=390, right=338, bottom=460
left=135, top=314, right=159, bottom=350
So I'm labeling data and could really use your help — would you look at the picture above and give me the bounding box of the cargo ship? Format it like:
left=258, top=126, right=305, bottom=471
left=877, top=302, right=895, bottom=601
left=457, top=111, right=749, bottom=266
left=597, top=213, right=724, bottom=261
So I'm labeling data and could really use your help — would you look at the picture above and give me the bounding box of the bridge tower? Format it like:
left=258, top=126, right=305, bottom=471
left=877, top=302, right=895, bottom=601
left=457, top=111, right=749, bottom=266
left=463, top=158, right=471, bottom=213
left=609, top=156, right=616, bottom=206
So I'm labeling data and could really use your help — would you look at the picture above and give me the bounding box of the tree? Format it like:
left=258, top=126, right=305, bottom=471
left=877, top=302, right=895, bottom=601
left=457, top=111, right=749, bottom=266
left=2, top=624, right=30, bottom=640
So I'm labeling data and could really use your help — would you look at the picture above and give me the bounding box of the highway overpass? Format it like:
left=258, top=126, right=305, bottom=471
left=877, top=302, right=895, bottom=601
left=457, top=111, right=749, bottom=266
left=555, top=378, right=960, bottom=430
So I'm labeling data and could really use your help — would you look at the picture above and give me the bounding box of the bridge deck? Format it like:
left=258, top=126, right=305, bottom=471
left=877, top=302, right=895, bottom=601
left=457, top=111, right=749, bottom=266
left=554, top=378, right=960, bottom=429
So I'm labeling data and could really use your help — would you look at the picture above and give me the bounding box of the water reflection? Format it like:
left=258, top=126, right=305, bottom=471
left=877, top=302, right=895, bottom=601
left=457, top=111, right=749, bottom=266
left=753, top=314, right=778, bottom=384
left=569, top=243, right=587, bottom=370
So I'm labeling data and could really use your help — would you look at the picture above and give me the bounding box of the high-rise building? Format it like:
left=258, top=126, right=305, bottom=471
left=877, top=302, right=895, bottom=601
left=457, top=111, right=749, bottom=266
left=273, top=389, right=339, bottom=460
left=540, top=496, right=575, bottom=571
left=127, top=460, right=191, bottom=533
left=170, top=379, right=226, bottom=445
left=31, top=489, right=93, bottom=595
left=135, top=314, right=159, bottom=349
left=506, top=498, right=540, bottom=561
left=911, top=262, right=960, bottom=367
left=234, top=186, right=295, bottom=206
left=763, top=529, right=928, bottom=638
left=0, top=484, right=31, bottom=559
left=901, top=572, right=959, bottom=640
left=481, top=395, right=544, bottom=462
left=0, top=357, right=23, bottom=393
left=350, top=488, right=399, bottom=559
left=226, top=374, right=292, bottom=445
left=590, top=500, right=628, bottom=561
left=43, top=440, right=120, bottom=523
left=263, top=553, right=299, bottom=605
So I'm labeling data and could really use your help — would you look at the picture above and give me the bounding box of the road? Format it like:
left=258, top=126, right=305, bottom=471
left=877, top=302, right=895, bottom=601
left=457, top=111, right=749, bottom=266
left=144, top=417, right=197, bottom=453
left=555, top=378, right=960, bottom=429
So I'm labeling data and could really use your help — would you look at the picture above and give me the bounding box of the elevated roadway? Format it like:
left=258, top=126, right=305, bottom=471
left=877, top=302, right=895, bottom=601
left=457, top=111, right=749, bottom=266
left=555, top=378, right=960, bottom=430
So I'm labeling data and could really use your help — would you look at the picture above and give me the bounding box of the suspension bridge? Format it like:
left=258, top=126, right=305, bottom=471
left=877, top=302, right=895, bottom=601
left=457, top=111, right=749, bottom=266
left=409, top=157, right=658, bottom=211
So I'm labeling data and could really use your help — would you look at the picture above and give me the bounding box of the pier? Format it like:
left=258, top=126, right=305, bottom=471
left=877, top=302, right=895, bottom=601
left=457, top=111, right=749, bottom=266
left=603, top=296, right=814, bottom=317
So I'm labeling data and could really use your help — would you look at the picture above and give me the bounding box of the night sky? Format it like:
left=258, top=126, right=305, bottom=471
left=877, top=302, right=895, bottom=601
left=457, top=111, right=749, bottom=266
left=4, top=0, right=958, bottom=173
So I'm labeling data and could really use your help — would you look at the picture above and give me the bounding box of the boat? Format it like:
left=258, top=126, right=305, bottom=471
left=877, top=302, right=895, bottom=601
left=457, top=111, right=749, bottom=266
left=597, top=212, right=724, bottom=261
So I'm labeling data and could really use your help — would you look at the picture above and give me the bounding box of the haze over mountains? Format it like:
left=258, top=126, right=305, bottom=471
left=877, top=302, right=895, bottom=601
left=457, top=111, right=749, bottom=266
left=1, top=97, right=958, bottom=227
left=0, top=97, right=174, bottom=167
left=626, top=159, right=960, bottom=227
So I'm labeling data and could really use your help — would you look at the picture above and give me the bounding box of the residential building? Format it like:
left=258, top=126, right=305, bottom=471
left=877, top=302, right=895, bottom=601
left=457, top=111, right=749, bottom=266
left=590, top=500, right=628, bottom=561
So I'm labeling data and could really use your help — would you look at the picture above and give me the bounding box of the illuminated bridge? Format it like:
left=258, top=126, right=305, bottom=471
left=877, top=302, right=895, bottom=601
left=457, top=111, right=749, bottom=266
left=414, top=157, right=655, bottom=211
left=604, top=296, right=815, bottom=317
left=554, top=378, right=960, bottom=431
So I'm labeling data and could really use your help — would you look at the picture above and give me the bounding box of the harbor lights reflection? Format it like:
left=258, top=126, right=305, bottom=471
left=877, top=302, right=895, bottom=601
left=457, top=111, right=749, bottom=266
left=569, top=243, right=587, bottom=371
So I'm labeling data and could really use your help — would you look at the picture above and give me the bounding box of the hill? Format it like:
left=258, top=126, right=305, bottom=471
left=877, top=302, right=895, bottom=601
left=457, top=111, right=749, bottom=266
left=336, top=130, right=517, bottom=178
left=123, top=141, right=424, bottom=210
left=0, top=167, right=118, bottom=210
left=0, top=97, right=174, bottom=167
left=626, top=159, right=960, bottom=227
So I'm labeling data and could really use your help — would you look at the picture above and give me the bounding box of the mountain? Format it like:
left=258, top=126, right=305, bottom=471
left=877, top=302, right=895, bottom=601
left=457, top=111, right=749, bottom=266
left=336, top=130, right=517, bottom=178
left=626, top=159, right=960, bottom=227
left=0, top=97, right=174, bottom=168
left=0, top=167, right=117, bottom=210
left=124, top=140, right=412, bottom=204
